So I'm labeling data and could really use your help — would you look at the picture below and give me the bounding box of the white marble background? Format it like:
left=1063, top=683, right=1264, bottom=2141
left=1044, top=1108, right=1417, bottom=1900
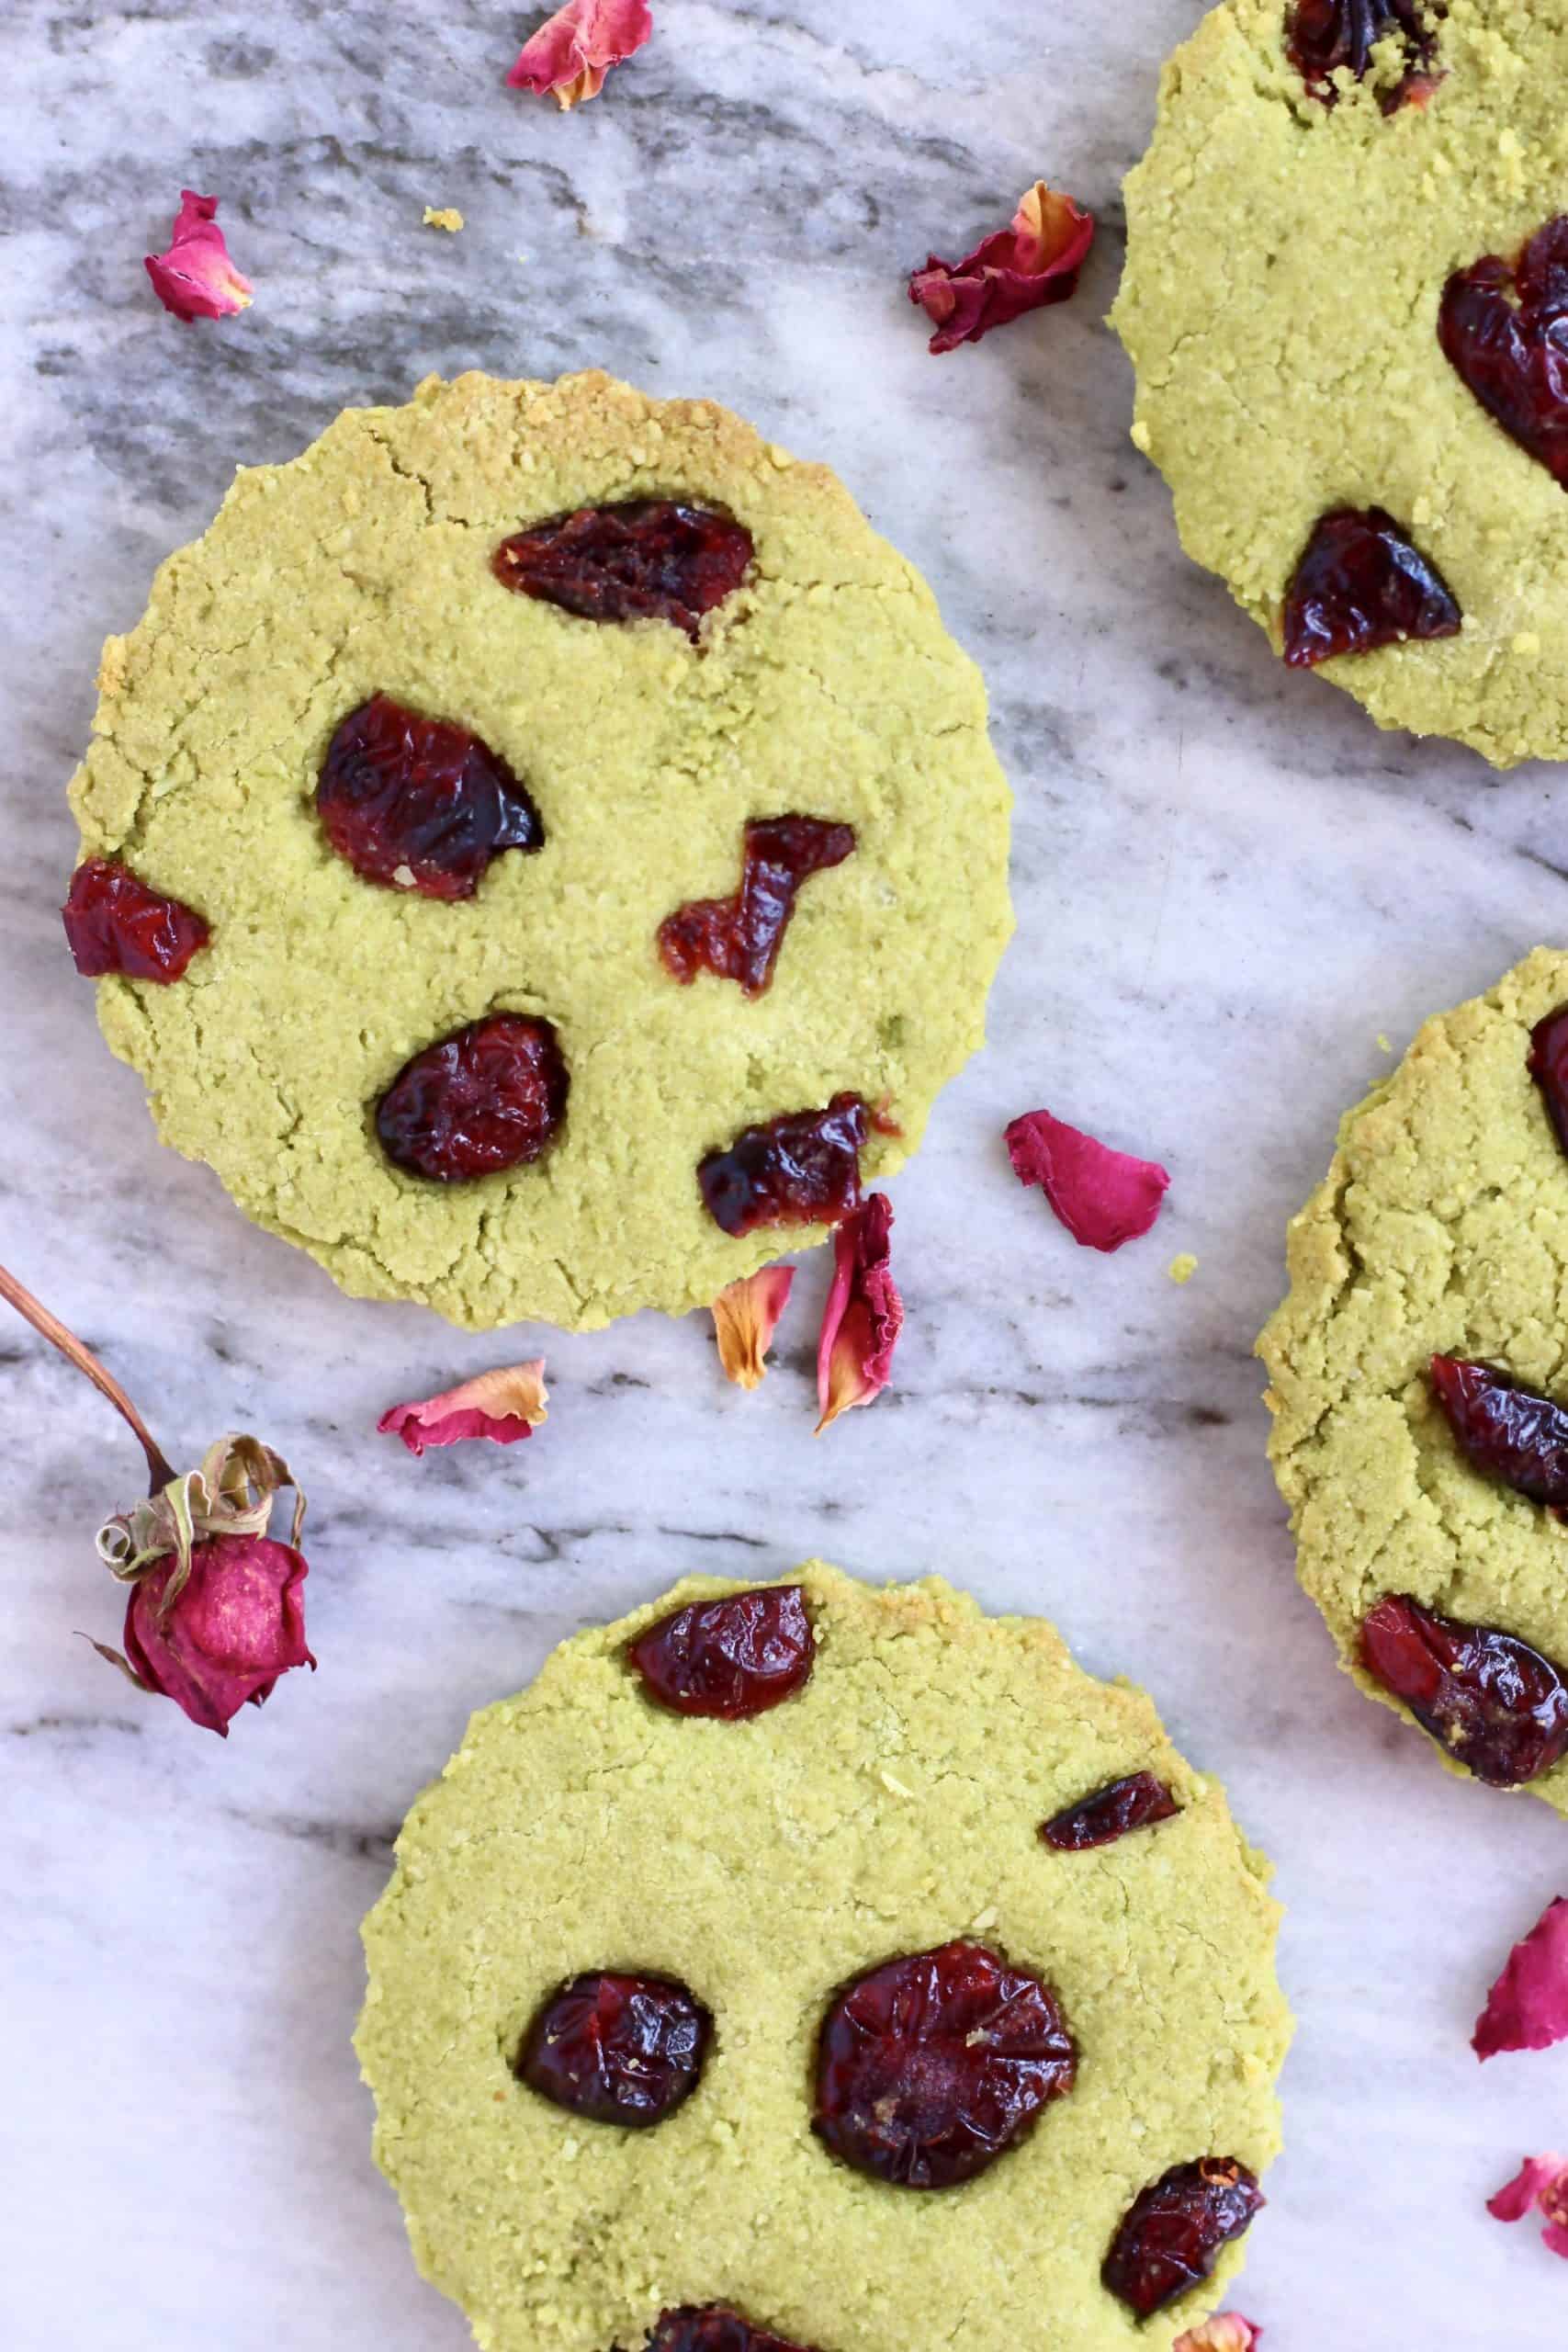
left=4, top=1, right=1566, bottom=2345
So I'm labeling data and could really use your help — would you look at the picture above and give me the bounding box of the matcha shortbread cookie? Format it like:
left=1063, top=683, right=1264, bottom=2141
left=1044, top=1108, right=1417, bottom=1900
left=357, top=1564, right=1289, bottom=2352
left=1260, top=948, right=1568, bottom=1813
left=66, top=372, right=1011, bottom=1329
left=1113, top=0, right=1568, bottom=766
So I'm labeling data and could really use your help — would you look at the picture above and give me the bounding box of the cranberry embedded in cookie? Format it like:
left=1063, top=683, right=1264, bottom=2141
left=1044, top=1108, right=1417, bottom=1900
left=516, top=1972, right=711, bottom=2127
left=1040, top=1771, right=1180, bottom=1852
left=697, top=1095, right=868, bottom=1236
left=659, top=817, right=856, bottom=998
left=1285, top=0, right=1440, bottom=108
left=492, top=500, right=754, bottom=638
left=62, top=857, right=210, bottom=981
left=317, top=695, right=543, bottom=899
left=645, top=2310, right=820, bottom=2352
left=812, top=1939, right=1077, bottom=2190
left=1430, top=1356, right=1568, bottom=1508
left=1281, top=508, right=1461, bottom=668
left=1440, top=219, right=1568, bottom=487
left=1529, top=1000, right=1568, bottom=1152
left=1360, top=1595, right=1568, bottom=1786
left=376, top=1014, right=569, bottom=1182
left=627, top=1585, right=815, bottom=1719
left=1102, top=2158, right=1263, bottom=2319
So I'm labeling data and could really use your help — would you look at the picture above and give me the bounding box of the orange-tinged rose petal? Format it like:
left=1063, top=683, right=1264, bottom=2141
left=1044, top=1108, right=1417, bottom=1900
left=378, top=1362, right=548, bottom=1455
left=712, top=1266, right=795, bottom=1390
left=1174, top=2317, right=1262, bottom=2352
left=816, top=1194, right=903, bottom=1434
left=506, top=0, right=653, bottom=108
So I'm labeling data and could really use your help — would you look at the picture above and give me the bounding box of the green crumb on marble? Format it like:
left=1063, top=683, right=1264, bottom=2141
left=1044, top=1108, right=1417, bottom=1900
left=1168, top=1253, right=1200, bottom=1285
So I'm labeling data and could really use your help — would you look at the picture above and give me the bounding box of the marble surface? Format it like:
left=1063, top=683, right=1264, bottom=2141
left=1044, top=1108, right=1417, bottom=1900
left=5, top=2, right=1568, bottom=2345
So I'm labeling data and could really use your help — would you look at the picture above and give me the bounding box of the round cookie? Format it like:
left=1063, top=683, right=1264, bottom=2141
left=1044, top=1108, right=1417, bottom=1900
left=356, top=1563, right=1289, bottom=2352
left=66, top=371, right=1011, bottom=1329
left=1113, top=0, right=1568, bottom=766
left=1259, top=947, right=1568, bottom=1813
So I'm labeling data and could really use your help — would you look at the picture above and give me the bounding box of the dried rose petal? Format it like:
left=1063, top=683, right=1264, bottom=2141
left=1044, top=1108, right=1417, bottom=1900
left=378, top=1361, right=548, bottom=1456
left=712, top=1267, right=795, bottom=1392
left=1473, top=1896, right=1568, bottom=2061
left=144, top=190, right=254, bottom=324
left=62, top=857, right=210, bottom=981
left=1173, top=2320, right=1262, bottom=2352
left=116, top=1532, right=314, bottom=1737
left=1006, top=1109, right=1171, bottom=1253
left=816, top=1193, right=903, bottom=1434
left=1487, top=2153, right=1568, bottom=2258
left=506, top=0, right=653, bottom=108
left=909, top=182, right=1094, bottom=356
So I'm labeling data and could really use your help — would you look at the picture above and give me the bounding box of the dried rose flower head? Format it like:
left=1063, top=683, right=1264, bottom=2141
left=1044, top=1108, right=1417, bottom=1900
left=0, top=1261, right=312, bottom=1736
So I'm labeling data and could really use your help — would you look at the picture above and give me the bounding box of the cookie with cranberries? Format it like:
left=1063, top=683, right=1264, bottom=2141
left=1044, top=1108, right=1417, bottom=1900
left=65, top=370, right=1011, bottom=1329
left=358, top=1562, right=1288, bottom=2352
left=1112, top=0, right=1568, bottom=764
left=1260, top=948, right=1568, bottom=1815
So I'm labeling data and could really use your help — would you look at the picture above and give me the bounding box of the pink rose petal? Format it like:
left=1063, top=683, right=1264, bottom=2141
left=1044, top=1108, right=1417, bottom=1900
left=1488, top=2153, right=1568, bottom=2242
left=1173, top=2319, right=1262, bottom=2352
left=712, top=1265, right=795, bottom=1391
left=816, top=1193, right=903, bottom=1435
left=1473, top=1895, right=1568, bottom=2060
left=1006, top=1108, right=1171, bottom=1252
left=378, top=1361, right=548, bottom=1456
left=507, top=0, right=653, bottom=107
left=909, top=180, right=1094, bottom=355
left=119, top=1533, right=314, bottom=1737
left=144, top=190, right=254, bottom=323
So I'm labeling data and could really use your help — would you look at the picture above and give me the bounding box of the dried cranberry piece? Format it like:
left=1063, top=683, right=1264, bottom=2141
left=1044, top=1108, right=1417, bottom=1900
left=659, top=817, right=856, bottom=999
left=376, top=1013, right=569, bottom=1182
left=1281, top=507, right=1461, bottom=668
left=492, top=501, right=754, bottom=639
left=1360, top=1594, right=1568, bottom=1787
left=517, top=1972, right=711, bottom=2128
left=628, top=1585, right=815, bottom=1719
left=1529, top=1001, right=1568, bottom=1153
left=1440, top=219, right=1568, bottom=487
left=1431, top=1356, right=1568, bottom=1507
left=698, top=1094, right=868, bottom=1237
left=812, top=1939, right=1077, bottom=2190
left=1286, top=0, right=1440, bottom=107
left=1102, top=2158, right=1264, bottom=2319
left=316, top=694, right=542, bottom=899
left=1040, top=1770, right=1180, bottom=1852
left=62, top=857, right=210, bottom=981
left=645, top=2311, right=818, bottom=2352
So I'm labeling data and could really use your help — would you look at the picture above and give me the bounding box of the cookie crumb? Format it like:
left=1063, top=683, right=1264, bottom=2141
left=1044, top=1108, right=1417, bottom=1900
left=1168, top=1252, right=1199, bottom=1285
left=1377, top=1033, right=1393, bottom=1054
left=423, top=207, right=465, bottom=233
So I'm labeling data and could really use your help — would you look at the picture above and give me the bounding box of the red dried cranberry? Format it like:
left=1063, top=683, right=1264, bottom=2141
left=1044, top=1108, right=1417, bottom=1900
left=376, top=1014, right=568, bottom=1182
left=1431, top=1356, right=1568, bottom=1507
left=628, top=1585, right=814, bottom=1720
left=698, top=1094, right=867, bottom=1237
left=1040, top=1770, right=1180, bottom=1852
left=812, top=1940, right=1077, bottom=2190
left=1281, top=508, right=1461, bottom=668
left=62, top=857, right=209, bottom=981
left=1529, top=1001, right=1568, bottom=1153
left=659, top=818, right=856, bottom=998
left=1286, top=0, right=1440, bottom=107
left=316, top=694, right=542, bottom=899
left=492, top=501, right=753, bottom=639
left=1360, top=1594, right=1568, bottom=1787
left=645, top=2311, right=818, bottom=2352
left=1102, top=2158, right=1264, bottom=2319
left=1440, top=219, right=1568, bottom=487
left=516, top=1972, right=710, bottom=2127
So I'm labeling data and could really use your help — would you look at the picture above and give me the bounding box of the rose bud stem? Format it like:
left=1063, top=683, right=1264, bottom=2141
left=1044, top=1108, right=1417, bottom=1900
left=0, top=1258, right=175, bottom=1488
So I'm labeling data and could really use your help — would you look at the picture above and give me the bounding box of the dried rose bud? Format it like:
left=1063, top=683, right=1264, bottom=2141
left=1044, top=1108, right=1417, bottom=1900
left=1487, top=2153, right=1568, bottom=2257
left=378, top=1361, right=549, bottom=1455
left=0, top=1261, right=312, bottom=1737
left=144, top=190, right=254, bottom=323
left=1473, top=1896, right=1568, bottom=2061
left=1006, top=1108, right=1171, bottom=1253
left=506, top=0, right=653, bottom=108
left=909, top=181, right=1094, bottom=355
left=712, top=1268, right=795, bottom=1391
left=1174, top=2319, right=1263, bottom=2352
left=816, top=1193, right=903, bottom=1434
